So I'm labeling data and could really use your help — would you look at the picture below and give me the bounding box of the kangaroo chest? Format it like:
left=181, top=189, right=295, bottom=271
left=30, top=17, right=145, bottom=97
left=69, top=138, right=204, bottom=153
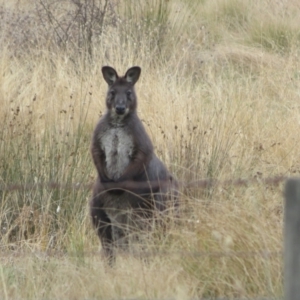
left=100, top=127, right=134, bottom=180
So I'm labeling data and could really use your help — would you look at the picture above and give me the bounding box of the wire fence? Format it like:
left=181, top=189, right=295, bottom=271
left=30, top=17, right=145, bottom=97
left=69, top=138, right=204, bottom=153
left=0, top=174, right=287, bottom=192
left=0, top=174, right=291, bottom=299
left=0, top=248, right=283, bottom=259
left=0, top=174, right=286, bottom=261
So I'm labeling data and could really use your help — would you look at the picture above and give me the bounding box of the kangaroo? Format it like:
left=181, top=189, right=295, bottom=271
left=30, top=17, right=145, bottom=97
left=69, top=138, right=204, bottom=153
left=90, top=66, right=178, bottom=264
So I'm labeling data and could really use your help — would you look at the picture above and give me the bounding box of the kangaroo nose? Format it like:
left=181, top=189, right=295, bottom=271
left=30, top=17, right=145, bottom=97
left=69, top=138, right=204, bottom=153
left=115, top=105, right=126, bottom=115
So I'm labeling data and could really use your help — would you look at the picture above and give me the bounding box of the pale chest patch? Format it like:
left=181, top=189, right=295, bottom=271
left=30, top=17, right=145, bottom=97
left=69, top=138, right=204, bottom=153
left=100, top=128, right=134, bottom=180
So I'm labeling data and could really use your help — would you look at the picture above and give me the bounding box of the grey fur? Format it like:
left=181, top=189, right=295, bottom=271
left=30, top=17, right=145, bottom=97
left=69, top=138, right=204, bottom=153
left=90, top=66, right=178, bottom=265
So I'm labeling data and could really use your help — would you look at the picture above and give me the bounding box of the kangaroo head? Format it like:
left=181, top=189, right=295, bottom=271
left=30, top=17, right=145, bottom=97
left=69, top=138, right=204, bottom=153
left=102, top=66, right=141, bottom=118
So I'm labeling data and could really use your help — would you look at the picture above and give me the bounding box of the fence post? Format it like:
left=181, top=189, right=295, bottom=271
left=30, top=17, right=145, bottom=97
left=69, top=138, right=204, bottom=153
left=284, top=178, right=300, bottom=300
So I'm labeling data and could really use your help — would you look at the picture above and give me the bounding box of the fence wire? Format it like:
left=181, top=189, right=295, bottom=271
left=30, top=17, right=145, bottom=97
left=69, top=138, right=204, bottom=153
left=0, top=176, right=285, bottom=263
left=0, top=248, right=283, bottom=259
left=0, top=175, right=287, bottom=192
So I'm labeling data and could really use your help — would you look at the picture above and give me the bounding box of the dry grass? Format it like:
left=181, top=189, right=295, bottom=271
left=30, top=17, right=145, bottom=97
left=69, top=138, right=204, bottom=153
left=1, top=0, right=299, bottom=298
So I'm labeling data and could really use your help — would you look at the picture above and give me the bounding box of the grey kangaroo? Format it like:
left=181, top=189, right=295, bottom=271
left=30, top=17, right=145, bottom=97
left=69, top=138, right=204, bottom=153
left=90, top=66, right=178, bottom=264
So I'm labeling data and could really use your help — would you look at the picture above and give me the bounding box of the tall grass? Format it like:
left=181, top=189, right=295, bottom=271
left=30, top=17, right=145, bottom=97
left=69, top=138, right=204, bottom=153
left=0, top=0, right=299, bottom=298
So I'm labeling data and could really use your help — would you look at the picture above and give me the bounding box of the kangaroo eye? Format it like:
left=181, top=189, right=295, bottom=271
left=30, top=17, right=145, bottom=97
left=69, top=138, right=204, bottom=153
left=126, top=90, right=132, bottom=97
left=109, top=91, right=116, bottom=98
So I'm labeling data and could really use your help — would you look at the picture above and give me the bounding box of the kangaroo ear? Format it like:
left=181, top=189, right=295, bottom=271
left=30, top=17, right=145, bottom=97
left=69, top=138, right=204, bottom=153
left=125, top=66, right=141, bottom=85
left=102, top=66, right=118, bottom=86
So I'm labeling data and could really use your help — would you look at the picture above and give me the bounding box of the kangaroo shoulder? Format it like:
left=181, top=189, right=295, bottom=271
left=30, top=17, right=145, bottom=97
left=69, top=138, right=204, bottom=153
left=127, top=114, right=153, bottom=147
left=92, top=114, right=111, bottom=140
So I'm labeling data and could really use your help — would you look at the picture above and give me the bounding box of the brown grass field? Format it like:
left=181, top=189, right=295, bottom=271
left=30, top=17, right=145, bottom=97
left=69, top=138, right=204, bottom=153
left=1, top=0, right=300, bottom=298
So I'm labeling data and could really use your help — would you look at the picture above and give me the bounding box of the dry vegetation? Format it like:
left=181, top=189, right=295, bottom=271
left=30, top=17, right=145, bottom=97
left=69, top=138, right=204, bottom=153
left=1, top=0, right=300, bottom=298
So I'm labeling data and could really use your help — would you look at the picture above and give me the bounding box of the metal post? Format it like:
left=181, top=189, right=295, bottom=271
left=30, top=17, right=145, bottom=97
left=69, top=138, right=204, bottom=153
left=284, top=178, right=300, bottom=300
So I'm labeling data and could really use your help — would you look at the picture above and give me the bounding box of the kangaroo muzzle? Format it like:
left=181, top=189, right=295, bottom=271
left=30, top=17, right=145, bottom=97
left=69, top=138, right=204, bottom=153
left=115, top=105, right=126, bottom=115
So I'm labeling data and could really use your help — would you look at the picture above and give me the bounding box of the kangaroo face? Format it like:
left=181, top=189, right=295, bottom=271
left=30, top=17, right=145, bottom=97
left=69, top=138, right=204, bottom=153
left=106, top=82, right=136, bottom=117
left=102, top=66, right=141, bottom=118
